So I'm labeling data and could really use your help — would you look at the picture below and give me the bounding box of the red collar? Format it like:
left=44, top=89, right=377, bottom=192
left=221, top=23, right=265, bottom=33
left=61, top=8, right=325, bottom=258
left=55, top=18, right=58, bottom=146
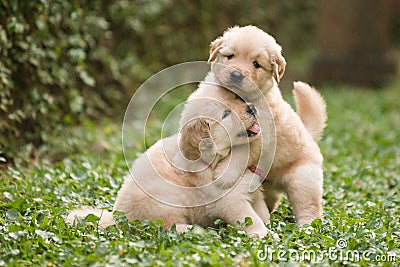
left=248, top=165, right=269, bottom=183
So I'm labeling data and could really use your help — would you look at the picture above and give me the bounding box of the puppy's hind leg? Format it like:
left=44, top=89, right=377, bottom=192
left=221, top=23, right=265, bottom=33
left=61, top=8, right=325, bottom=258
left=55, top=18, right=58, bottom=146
left=66, top=207, right=116, bottom=229
left=284, top=163, right=324, bottom=226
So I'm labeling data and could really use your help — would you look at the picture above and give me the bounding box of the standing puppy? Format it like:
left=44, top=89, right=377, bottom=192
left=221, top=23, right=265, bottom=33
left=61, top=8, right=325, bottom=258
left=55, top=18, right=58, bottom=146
left=206, top=25, right=327, bottom=225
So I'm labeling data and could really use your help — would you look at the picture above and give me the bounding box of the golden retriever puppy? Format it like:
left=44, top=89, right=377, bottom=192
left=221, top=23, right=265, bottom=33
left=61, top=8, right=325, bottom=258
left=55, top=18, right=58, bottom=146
left=67, top=95, right=268, bottom=237
left=203, top=25, right=327, bottom=226
left=178, top=87, right=270, bottom=238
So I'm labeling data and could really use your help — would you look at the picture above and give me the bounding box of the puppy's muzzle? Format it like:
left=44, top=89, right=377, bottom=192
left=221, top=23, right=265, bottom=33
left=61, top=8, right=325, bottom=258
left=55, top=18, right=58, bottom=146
left=230, top=70, right=245, bottom=83
left=246, top=103, right=257, bottom=117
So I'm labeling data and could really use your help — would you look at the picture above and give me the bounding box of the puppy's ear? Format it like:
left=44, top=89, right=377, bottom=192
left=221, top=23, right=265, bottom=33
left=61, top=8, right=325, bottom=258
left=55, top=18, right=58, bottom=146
left=179, top=119, right=211, bottom=160
left=182, top=119, right=210, bottom=147
left=271, top=53, right=286, bottom=84
left=208, top=37, right=223, bottom=63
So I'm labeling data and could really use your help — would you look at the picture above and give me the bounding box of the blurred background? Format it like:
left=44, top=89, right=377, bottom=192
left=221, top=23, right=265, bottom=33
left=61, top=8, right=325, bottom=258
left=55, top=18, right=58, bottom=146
left=1, top=0, right=399, bottom=161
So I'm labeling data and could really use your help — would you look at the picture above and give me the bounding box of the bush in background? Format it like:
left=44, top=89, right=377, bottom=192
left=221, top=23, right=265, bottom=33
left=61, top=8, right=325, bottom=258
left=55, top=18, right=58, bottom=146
left=0, top=0, right=317, bottom=160
left=0, top=0, right=135, bottom=159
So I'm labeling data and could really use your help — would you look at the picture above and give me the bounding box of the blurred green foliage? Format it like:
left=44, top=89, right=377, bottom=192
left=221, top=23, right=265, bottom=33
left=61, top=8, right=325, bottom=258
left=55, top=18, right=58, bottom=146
left=0, top=0, right=318, bottom=159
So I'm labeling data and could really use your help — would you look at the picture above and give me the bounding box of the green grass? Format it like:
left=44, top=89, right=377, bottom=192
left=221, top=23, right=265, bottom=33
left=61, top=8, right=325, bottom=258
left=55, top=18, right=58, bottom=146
left=1, top=83, right=399, bottom=266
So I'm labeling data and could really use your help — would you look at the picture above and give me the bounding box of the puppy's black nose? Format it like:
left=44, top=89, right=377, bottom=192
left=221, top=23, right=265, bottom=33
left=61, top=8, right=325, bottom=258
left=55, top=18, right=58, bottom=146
left=246, top=104, right=257, bottom=116
left=230, top=70, right=244, bottom=83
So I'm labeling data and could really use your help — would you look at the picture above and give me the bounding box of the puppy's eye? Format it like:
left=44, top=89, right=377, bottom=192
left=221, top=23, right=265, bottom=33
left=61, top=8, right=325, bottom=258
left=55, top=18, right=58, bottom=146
left=227, top=54, right=234, bottom=60
left=253, top=61, right=261, bottom=68
left=222, top=109, right=231, bottom=119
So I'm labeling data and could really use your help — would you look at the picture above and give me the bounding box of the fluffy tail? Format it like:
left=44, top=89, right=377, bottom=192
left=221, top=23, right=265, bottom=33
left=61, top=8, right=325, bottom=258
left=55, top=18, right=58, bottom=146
left=65, top=207, right=116, bottom=229
left=293, top=81, right=327, bottom=141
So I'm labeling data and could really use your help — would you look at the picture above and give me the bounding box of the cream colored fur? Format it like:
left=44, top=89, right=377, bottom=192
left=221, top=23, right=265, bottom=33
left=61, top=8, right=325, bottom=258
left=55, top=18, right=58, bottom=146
left=67, top=92, right=270, bottom=238
left=206, top=25, right=327, bottom=225
left=293, top=81, right=327, bottom=141
left=67, top=25, right=327, bottom=237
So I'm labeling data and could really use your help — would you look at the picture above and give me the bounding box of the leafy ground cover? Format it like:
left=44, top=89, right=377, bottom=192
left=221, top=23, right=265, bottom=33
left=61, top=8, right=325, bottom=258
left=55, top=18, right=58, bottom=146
left=1, top=82, right=399, bottom=266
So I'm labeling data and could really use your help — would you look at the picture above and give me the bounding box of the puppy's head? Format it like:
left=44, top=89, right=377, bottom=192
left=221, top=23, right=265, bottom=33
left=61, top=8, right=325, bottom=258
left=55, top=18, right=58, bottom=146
left=208, top=25, right=286, bottom=100
left=178, top=98, right=260, bottom=166
left=210, top=101, right=260, bottom=156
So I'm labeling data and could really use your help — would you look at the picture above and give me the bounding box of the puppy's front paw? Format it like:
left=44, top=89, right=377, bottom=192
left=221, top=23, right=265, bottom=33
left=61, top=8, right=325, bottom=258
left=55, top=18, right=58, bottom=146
left=297, top=215, right=323, bottom=226
left=246, top=226, right=267, bottom=239
left=174, top=224, right=194, bottom=233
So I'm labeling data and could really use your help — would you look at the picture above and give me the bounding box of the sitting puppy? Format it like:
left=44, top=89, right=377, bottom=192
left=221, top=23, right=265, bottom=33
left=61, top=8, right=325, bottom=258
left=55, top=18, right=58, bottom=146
left=67, top=94, right=269, bottom=237
left=202, top=25, right=327, bottom=226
